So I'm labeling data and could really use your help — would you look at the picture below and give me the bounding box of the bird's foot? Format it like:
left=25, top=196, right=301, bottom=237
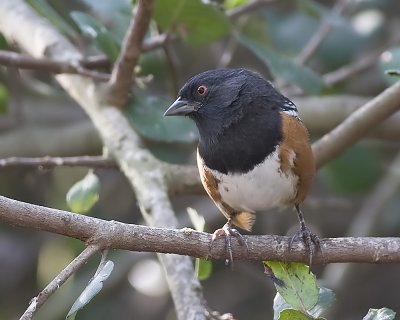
left=289, top=225, right=322, bottom=268
left=210, top=220, right=248, bottom=268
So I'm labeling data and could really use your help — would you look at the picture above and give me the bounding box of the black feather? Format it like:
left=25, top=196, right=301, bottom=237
left=174, top=68, right=288, bottom=174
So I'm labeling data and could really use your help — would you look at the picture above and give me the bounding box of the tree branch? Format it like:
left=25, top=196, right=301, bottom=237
left=0, top=50, right=110, bottom=81
left=1, top=195, right=400, bottom=265
left=228, top=0, right=277, bottom=19
left=107, top=0, right=155, bottom=107
left=313, top=81, right=400, bottom=168
left=323, top=51, right=380, bottom=86
left=19, top=244, right=100, bottom=320
left=296, top=0, right=351, bottom=64
left=0, top=1, right=207, bottom=319
left=0, top=122, right=101, bottom=157
left=0, top=155, right=116, bottom=168
left=165, top=164, right=203, bottom=194
left=79, top=33, right=171, bottom=70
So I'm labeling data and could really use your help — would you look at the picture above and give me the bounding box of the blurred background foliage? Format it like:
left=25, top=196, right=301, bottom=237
left=0, top=0, right=400, bottom=319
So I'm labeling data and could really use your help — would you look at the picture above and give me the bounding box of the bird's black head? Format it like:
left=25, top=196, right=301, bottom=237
left=164, top=68, right=280, bottom=140
left=164, top=68, right=284, bottom=173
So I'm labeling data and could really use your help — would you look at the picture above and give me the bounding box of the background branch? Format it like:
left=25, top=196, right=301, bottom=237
left=0, top=122, right=101, bottom=157
left=79, top=33, right=170, bottom=70
left=0, top=50, right=110, bottom=81
left=19, top=245, right=100, bottom=320
left=107, top=0, right=155, bottom=106
left=0, top=155, right=116, bottom=168
left=323, top=150, right=400, bottom=289
left=313, top=81, right=400, bottom=168
left=296, top=0, right=351, bottom=64
left=0, top=1, right=207, bottom=319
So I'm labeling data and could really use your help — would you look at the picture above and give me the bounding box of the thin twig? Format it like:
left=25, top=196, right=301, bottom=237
left=323, top=52, right=380, bottom=86
left=0, top=155, right=116, bottom=168
left=19, top=245, right=101, bottom=320
left=107, top=0, right=155, bottom=107
left=80, top=34, right=170, bottom=70
left=228, top=0, right=277, bottom=19
left=296, top=0, right=351, bottom=65
left=0, top=50, right=110, bottom=81
left=323, top=30, right=400, bottom=86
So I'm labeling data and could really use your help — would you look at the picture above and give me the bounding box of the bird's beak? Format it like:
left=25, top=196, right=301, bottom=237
left=164, top=97, right=197, bottom=116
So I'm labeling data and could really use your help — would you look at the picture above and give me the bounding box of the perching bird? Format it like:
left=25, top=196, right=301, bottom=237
left=164, top=68, right=319, bottom=266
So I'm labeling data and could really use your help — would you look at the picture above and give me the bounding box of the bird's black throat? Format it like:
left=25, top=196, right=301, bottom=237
left=197, top=102, right=283, bottom=174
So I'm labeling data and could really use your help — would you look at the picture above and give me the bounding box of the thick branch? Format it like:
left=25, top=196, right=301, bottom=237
left=165, top=164, right=203, bottom=194
left=107, top=0, right=155, bottom=106
left=0, top=2, right=206, bottom=319
left=1, top=195, right=400, bottom=264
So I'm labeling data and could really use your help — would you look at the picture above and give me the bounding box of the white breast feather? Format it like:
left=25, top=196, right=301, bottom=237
left=210, top=148, right=298, bottom=212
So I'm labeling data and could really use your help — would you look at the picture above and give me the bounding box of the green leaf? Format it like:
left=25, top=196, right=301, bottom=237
left=66, top=260, right=114, bottom=319
left=70, top=11, right=120, bottom=60
left=225, top=0, right=248, bottom=10
left=379, top=47, right=400, bottom=86
left=274, top=287, right=335, bottom=320
left=363, top=308, right=396, bottom=320
left=126, top=94, right=198, bottom=143
left=319, top=144, right=380, bottom=195
left=195, top=258, right=213, bottom=280
left=154, top=0, right=231, bottom=45
left=27, top=0, right=79, bottom=40
left=264, top=261, right=319, bottom=312
left=66, top=171, right=100, bottom=214
left=0, top=33, right=8, bottom=50
left=238, top=35, right=324, bottom=94
left=277, top=309, right=311, bottom=320
left=0, top=83, right=9, bottom=114
left=187, top=207, right=213, bottom=280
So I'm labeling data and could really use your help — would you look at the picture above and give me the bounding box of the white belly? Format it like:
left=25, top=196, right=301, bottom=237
left=210, top=149, right=298, bottom=212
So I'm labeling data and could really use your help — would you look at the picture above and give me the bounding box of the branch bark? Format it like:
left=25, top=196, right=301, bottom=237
left=107, top=0, right=155, bottom=106
left=0, top=155, right=116, bottom=168
left=2, top=195, right=400, bottom=265
left=0, top=1, right=206, bottom=319
left=19, top=245, right=100, bottom=320
left=0, top=50, right=110, bottom=81
left=312, top=81, right=400, bottom=168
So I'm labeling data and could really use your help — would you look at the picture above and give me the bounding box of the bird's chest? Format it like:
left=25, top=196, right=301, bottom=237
left=201, top=149, right=298, bottom=212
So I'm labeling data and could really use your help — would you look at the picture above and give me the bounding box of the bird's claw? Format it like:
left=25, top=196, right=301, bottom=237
left=210, top=220, right=248, bottom=268
left=289, top=225, right=322, bottom=268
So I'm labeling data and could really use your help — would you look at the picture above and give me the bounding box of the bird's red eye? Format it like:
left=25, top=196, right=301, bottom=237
left=197, top=85, right=207, bottom=96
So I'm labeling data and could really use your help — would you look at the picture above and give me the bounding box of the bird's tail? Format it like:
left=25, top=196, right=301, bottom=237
left=231, top=212, right=256, bottom=232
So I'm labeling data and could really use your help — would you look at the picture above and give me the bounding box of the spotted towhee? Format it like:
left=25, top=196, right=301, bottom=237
left=164, top=68, right=320, bottom=266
